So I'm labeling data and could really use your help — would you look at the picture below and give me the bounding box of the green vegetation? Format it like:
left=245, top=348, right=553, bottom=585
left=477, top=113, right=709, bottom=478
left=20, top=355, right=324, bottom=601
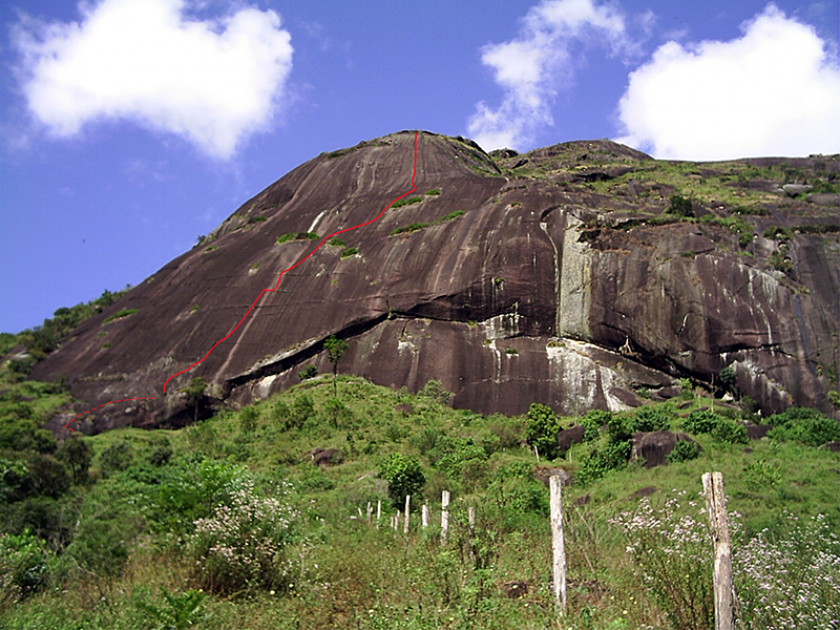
left=323, top=335, right=348, bottom=398
left=666, top=194, right=694, bottom=217
left=298, top=365, right=318, bottom=381
left=390, top=222, right=429, bottom=236
left=250, top=263, right=260, bottom=270
left=391, top=196, right=423, bottom=209
left=204, top=246, right=217, bottom=252
left=248, top=216, right=268, bottom=224
left=276, top=232, right=320, bottom=244
left=190, top=305, right=200, bottom=313
left=1, top=361, right=838, bottom=628
left=425, top=189, right=441, bottom=196
left=327, top=237, right=346, bottom=247
left=434, top=210, right=465, bottom=223
left=339, top=247, right=359, bottom=259
left=102, top=308, right=139, bottom=325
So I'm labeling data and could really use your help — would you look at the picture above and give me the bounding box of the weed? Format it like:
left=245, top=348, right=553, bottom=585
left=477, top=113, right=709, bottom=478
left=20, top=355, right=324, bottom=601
left=340, top=247, right=359, bottom=259
left=425, top=189, right=441, bottom=196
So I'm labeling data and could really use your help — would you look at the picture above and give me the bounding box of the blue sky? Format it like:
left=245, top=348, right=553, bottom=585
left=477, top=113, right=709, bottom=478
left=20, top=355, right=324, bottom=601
left=1, top=0, right=838, bottom=334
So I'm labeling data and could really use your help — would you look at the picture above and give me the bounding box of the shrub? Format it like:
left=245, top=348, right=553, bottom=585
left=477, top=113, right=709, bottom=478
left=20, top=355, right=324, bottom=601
left=189, top=479, right=300, bottom=594
left=576, top=440, right=631, bottom=486
left=149, top=459, right=251, bottom=537
left=418, top=379, right=452, bottom=405
left=323, top=397, right=354, bottom=428
left=240, top=406, right=259, bottom=434
left=524, top=403, right=559, bottom=459
left=99, top=441, right=134, bottom=477
left=425, top=188, right=441, bottom=195
left=580, top=410, right=609, bottom=442
left=0, top=530, right=50, bottom=603
left=711, top=419, right=748, bottom=444
left=102, top=308, right=139, bottom=324
left=286, top=395, right=315, bottom=430
left=327, top=237, right=345, bottom=247
left=391, top=196, right=423, bottom=209
left=683, top=410, right=725, bottom=435
left=298, top=365, right=318, bottom=380
left=390, top=223, right=429, bottom=236
left=276, top=232, right=319, bottom=244
left=137, top=587, right=209, bottom=630
left=666, top=194, right=694, bottom=217
left=743, top=459, right=781, bottom=490
left=765, top=406, right=840, bottom=447
left=379, top=453, right=425, bottom=508
left=434, top=210, right=465, bottom=223
left=666, top=439, right=700, bottom=464
left=763, top=225, right=792, bottom=240
left=611, top=494, right=713, bottom=630
left=632, top=403, right=675, bottom=432
left=734, top=513, right=840, bottom=629
left=340, top=247, right=359, bottom=258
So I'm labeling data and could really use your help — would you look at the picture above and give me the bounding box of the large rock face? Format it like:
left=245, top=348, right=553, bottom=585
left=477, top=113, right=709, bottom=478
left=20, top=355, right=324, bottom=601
left=29, top=131, right=840, bottom=435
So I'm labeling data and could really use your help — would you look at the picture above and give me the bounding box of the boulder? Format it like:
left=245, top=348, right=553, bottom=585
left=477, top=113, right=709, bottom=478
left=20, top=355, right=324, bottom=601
left=500, top=581, right=528, bottom=598
left=310, top=448, right=343, bottom=467
left=631, top=486, right=657, bottom=499
left=394, top=403, right=414, bottom=416
left=532, top=465, right=572, bottom=487
left=820, top=441, right=840, bottom=453
left=631, top=431, right=698, bottom=468
left=557, top=424, right=585, bottom=454
left=744, top=421, right=772, bottom=440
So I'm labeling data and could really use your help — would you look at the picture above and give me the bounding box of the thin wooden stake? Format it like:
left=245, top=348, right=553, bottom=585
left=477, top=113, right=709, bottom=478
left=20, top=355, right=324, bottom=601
left=422, top=503, right=429, bottom=529
left=441, top=490, right=450, bottom=545
left=549, top=474, right=567, bottom=614
left=404, top=494, right=411, bottom=535
left=703, top=472, right=735, bottom=630
left=366, top=501, right=372, bottom=525
left=376, top=499, right=381, bottom=529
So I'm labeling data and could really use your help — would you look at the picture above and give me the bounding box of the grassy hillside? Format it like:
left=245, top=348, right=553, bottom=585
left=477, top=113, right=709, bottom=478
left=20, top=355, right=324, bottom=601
left=1, top=367, right=838, bottom=629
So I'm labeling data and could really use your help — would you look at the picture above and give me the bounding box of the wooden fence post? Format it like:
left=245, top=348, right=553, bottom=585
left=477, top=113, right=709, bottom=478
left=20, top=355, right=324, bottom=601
left=549, top=474, right=567, bottom=614
left=367, top=501, right=372, bottom=525
left=702, top=472, right=735, bottom=630
left=422, top=503, right=429, bottom=529
left=376, top=499, right=381, bottom=529
left=441, top=490, right=450, bottom=545
left=404, top=494, right=411, bottom=535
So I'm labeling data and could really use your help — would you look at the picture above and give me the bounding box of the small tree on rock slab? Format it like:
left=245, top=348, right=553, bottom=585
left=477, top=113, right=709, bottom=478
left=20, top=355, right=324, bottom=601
left=324, top=335, right=348, bottom=398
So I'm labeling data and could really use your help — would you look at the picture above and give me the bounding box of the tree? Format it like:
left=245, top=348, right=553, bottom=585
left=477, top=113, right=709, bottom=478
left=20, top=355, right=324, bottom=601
left=56, top=437, right=92, bottom=485
left=182, top=377, right=207, bottom=422
left=379, top=453, right=425, bottom=508
left=324, top=335, right=348, bottom=397
left=524, top=403, right=560, bottom=460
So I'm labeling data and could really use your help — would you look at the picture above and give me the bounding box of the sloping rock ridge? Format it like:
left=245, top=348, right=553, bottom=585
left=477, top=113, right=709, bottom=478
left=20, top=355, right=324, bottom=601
left=29, top=131, right=840, bottom=434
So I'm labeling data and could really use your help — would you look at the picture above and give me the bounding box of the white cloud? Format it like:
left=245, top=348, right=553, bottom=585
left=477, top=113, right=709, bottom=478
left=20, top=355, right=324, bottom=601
left=12, top=0, right=294, bottom=159
left=615, top=4, right=840, bottom=160
left=467, top=0, right=648, bottom=151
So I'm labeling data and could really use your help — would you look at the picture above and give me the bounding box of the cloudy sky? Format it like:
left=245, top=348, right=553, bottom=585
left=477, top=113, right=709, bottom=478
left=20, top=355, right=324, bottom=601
left=1, top=0, right=838, bottom=334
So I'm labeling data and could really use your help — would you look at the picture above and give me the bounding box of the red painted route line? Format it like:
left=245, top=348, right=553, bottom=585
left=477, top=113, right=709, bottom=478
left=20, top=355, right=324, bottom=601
left=63, top=131, right=419, bottom=431
left=65, top=397, right=155, bottom=431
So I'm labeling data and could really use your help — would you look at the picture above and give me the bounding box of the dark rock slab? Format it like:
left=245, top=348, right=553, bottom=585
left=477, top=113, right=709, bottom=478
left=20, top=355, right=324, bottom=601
left=631, top=431, right=698, bottom=468
left=27, top=131, right=839, bottom=435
